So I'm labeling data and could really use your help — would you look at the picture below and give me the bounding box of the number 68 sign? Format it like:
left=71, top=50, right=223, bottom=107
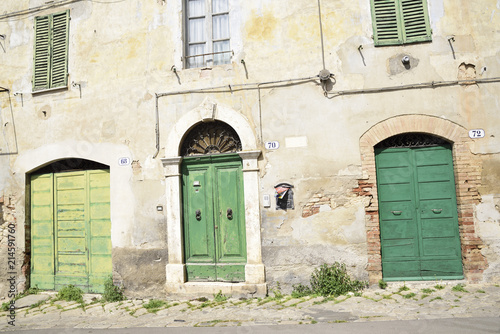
left=468, top=129, right=485, bottom=139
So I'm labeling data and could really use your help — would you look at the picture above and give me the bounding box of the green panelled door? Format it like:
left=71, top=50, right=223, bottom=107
left=376, top=144, right=463, bottom=281
left=182, top=154, right=246, bottom=282
left=31, top=169, right=111, bottom=292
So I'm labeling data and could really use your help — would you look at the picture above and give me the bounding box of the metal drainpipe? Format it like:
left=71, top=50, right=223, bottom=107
left=317, top=0, right=326, bottom=71
left=153, top=93, right=160, bottom=159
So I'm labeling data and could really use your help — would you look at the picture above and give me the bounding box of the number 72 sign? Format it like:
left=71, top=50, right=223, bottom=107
left=468, top=129, right=485, bottom=139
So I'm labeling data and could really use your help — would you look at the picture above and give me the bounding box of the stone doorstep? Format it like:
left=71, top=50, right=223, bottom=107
left=13, top=294, right=51, bottom=309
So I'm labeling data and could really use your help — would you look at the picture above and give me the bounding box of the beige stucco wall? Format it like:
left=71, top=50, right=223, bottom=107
left=0, top=0, right=499, bottom=297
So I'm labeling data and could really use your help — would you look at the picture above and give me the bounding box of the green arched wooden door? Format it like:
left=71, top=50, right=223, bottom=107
left=375, top=134, right=463, bottom=281
left=182, top=154, right=247, bottom=282
left=180, top=122, right=247, bottom=282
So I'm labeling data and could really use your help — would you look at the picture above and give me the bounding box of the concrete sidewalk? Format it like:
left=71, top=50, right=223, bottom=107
left=1, top=282, right=499, bottom=332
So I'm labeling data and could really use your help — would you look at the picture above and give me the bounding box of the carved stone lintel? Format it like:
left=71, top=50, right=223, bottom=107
left=200, top=97, right=217, bottom=122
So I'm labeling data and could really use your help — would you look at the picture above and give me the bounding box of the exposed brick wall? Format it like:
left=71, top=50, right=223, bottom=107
left=301, top=193, right=332, bottom=218
left=358, top=114, right=488, bottom=284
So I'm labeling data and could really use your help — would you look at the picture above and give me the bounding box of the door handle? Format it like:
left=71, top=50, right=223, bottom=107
left=196, top=209, right=201, bottom=220
left=227, top=208, right=233, bottom=220
left=431, top=209, right=443, bottom=214
left=391, top=211, right=402, bottom=215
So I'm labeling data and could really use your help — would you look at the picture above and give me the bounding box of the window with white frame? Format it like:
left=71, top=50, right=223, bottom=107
left=185, top=0, right=231, bottom=68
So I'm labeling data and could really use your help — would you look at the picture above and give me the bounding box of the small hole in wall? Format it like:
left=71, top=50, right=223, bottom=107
left=38, top=108, right=51, bottom=119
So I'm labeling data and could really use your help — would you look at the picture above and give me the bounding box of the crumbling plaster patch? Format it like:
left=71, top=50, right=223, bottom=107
left=476, top=195, right=500, bottom=282
left=293, top=197, right=368, bottom=245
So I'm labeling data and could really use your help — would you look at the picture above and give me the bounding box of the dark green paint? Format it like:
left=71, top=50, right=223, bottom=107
left=182, top=154, right=246, bottom=282
left=376, top=144, right=463, bottom=281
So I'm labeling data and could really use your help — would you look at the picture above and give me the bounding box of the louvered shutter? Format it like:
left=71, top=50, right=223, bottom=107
left=32, top=11, right=69, bottom=91
left=400, top=0, right=431, bottom=43
left=33, top=16, right=50, bottom=91
left=371, top=0, right=431, bottom=46
left=50, top=11, right=69, bottom=89
left=371, top=0, right=402, bottom=46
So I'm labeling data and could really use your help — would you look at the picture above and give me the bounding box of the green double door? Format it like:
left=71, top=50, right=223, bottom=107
left=376, top=144, right=463, bottom=281
left=30, top=169, right=112, bottom=292
left=182, top=154, right=247, bottom=282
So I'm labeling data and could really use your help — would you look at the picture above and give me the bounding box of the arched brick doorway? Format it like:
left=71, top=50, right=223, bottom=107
left=358, top=115, right=488, bottom=284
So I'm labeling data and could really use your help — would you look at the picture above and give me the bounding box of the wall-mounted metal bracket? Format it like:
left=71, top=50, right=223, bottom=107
left=447, top=36, right=456, bottom=60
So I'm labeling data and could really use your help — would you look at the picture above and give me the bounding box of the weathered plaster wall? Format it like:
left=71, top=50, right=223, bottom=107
left=0, top=0, right=499, bottom=297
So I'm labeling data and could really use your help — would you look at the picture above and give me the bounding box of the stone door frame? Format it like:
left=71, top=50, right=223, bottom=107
left=161, top=98, right=266, bottom=297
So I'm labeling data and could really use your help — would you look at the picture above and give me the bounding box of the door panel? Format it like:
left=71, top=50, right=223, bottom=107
left=54, top=172, right=88, bottom=290
left=215, top=164, right=246, bottom=262
left=382, top=260, right=420, bottom=280
left=376, top=144, right=463, bottom=281
left=183, top=165, right=215, bottom=263
left=88, top=170, right=112, bottom=291
left=182, top=154, right=246, bottom=282
left=31, top=169, right=111, bottom=292
left=31, top=174, right=55, bottom=289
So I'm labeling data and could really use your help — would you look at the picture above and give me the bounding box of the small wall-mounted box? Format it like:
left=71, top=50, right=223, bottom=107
left=263, top=194, right=271, bottom=208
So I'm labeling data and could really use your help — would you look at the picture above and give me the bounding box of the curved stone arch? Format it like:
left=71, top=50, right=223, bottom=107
left=15, top=142, right=120, bottom=175
left=14, top=141, right=135, bottom=248
left=161, top=98, right=266, bottom=297
left=358, top=114, right=487, bottom=284
left=164, top=97, right=258, bottom=157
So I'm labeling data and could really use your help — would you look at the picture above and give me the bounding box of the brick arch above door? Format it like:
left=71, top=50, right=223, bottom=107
left=357, top=114, right=488, bottom=284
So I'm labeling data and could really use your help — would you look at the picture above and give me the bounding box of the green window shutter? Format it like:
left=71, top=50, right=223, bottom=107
left=371, top=0, right=431, bottom=46
left=33, top=15, right=50, bottom=91
left=371, top=0, right=402, bottom=46
left=400, top=0, right=432, bottom=43
left=33, top=11, right=69, bottom=91
left=50, top=11, right=70, bottom=89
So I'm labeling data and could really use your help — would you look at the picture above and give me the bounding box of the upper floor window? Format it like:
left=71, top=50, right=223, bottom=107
left=185, top=0, right=231, bottom=68
left=33, top=10, right=70, bottom=91
left=370, top=0, right=431, bottom=46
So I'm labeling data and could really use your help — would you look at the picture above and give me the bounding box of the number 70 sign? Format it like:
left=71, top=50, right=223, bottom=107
left=468, top=129, right=485, bottom=139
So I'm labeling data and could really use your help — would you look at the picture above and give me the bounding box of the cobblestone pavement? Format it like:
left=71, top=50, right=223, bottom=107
left=1, top=282, right=499, bottom=332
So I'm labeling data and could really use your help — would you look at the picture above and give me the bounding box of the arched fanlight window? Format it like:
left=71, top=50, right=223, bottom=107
left=375, top=132, right=449, bottom=149
left=181, top=121, right=242, bottom=156
left=31, top=158, right=108, bottom=175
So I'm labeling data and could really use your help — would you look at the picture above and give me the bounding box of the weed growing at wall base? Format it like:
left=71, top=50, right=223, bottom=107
left=57, top=285, right=84, bottom=304
left=292, top=262, right=368, bottom=297
left=102, top=276, right=125, bottom=302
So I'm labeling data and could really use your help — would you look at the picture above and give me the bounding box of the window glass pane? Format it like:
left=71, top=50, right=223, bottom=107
left=188, top=43, right=206, bottom=68
left=188, top=17, right=205, bottom=43
left=212, top=0, right=228, bottom=14
left=212, top=13, right=229, bottom=40
left=213, top=40, right=230, bottom=65
left=188, top=0, right=205, bottom=17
